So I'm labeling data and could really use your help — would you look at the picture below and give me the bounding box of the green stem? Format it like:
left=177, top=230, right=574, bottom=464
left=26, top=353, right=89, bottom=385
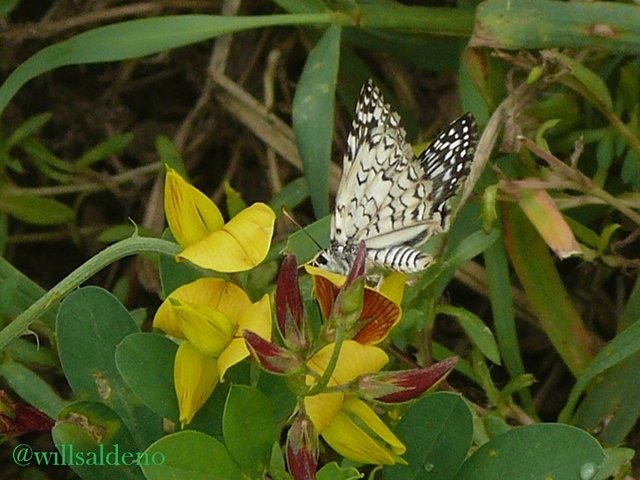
left=0, top=236, right=180, bottom=352
left=306, top=325, right=346, bottom=396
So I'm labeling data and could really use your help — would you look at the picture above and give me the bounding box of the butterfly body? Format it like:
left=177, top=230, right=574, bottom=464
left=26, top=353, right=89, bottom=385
left=314, top=80, right=478, bottom=275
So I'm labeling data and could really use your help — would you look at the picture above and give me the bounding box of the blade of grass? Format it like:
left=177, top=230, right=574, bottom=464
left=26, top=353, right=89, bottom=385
left=502, top=203, right=600, bottom=376
left=0, top=13, right=332, bottom=117
left=484, top=234, right=534, bottom=410
left=292, top=24, right=342, bottom=219
left=471, top=0, right=640, bottom=54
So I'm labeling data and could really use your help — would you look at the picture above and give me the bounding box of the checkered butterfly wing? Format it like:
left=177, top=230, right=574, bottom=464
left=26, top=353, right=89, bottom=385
left=327, top=80, right=477, bottom=273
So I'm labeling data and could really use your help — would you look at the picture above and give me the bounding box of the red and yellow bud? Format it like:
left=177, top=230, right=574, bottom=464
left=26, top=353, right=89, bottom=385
left=286, top=412, right=318, bottom=480
left=275, top=255, right=309, bottom=351
left=243, top=330, right=305, bottom=375
left=357, top=357, right=458, bottom=404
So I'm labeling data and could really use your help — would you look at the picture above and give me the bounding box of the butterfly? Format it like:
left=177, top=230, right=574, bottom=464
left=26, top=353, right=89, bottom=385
left=313, top=79, right=478, bottom=275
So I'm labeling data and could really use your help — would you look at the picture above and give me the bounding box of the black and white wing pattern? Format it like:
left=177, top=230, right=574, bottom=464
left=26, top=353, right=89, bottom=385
left=314, top=79, right=478, bottom=275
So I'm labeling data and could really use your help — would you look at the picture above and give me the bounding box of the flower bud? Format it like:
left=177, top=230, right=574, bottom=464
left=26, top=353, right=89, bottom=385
left=0, top=390, right=53, bottom=438
left=286, top=412, right=318, bottom=480
left=333, top=242, right=367, bottom=331
left=243, top=330, right=305, bottom=375
left=275, top=255, right=309, bottom=351
left=357, top=357, right=458, bottom=404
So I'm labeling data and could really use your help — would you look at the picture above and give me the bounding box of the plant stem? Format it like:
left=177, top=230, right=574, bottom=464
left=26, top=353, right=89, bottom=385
left=306, top=325, right=346, bottom=396
left=0, top=236, right=180, bottom=352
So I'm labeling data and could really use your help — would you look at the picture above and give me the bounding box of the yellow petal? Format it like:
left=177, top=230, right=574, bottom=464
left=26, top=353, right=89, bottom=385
left=321, top=400, right=405, bottom=465
left=164, top=168, right=224, bottom=248
left=307, top=340, right=388, bottom=386
left=217, top=295, right=272, bottom=380
left=175, top=301, right=236, bottom=357
left=153, top=278, right=252, bottom=337
left=153, top=296, right=185, bottom=339
left=174, top=341, right=219, bottom=427
left=236, top=294, right=272, bottom=338
left=379, top=272, right=406, bottom=306
left=342, top=397, right=406, bottom=457
left=304, top=392, right=344, bottom=433
left=179, top=203, right=275, bottom=272
left=305, top=264, right=346, bottom=287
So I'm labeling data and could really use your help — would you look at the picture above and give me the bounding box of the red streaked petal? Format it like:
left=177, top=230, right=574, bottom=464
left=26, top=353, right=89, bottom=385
left=353, top=289, right=401, bottom=345
left=312, top=275, right=339, bottom=320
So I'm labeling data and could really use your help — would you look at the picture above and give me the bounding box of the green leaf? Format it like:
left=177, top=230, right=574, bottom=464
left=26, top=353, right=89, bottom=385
left=0, top=13, right=331, bottom=117
left=269, top=215, right=331, bottom=264
left=292, top=24, right=341, bottom=218
left=0, top=0, right=21, bottom=16
left=455, top=424, right=605, bottom=480
left=155, top=136, right=186, bottom=178
left=436, top=305, right=501, bottom=365
left=268, top=176, right=310, bottom=215
left=0, top=255, right=57, bottom=325
left=57, top=287, right=163, bottom=449
left=384, top=392, right=473, bottom=480
left=0, top=195, right=74, bottom=225
left=544, top=51, right=614, bottom=113
left=560, top=318, right=640, bottom=422
left=223, top=385, right=277, bottom=476
left=116, top=332, right=228, bottom=438
left=484, top=236, right=532, bottom=407
left=574, top=350, right=640, bottom=446
left=6, top=112, right=52, bottom=148
left=115, top=333, right=179, bottom=422
left=503, top=203, right=595, bottom=376
left=52, top=401, right=145, bottom=480
left=472, top=0, right=640, bottom=54
left=76, top=133, right=134, bottom=169
left=0, top=358, right=67, bottom=417
left=140, top=431, right=242, bottom=480
left=317, top=462, right=363, bottom=480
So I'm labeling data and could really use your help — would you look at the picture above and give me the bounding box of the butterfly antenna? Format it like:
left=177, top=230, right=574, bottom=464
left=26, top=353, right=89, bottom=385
left=281, top=207, right=324, bottom=250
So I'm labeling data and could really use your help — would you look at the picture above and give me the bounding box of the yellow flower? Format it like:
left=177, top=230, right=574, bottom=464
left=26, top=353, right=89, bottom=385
left=164, top=168, right=275, bottom=272
left=304, top=341, right=406, bottom=465
left=153, top=278, right=271, bottom=426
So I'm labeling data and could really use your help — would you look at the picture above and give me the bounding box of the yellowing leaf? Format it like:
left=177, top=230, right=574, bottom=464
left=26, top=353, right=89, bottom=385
left=516, top=186, right=582, bottom=259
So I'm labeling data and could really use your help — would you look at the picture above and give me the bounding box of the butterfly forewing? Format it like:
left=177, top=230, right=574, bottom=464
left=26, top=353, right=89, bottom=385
left=319, top=80, right=478, bottom=275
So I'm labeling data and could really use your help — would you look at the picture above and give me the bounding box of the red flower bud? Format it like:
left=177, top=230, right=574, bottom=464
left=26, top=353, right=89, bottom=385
left=357, top=357, right=458, bottom=403
left=0, top=390, right=54, bottom=438
left=286, top=412, right=318, bottom=480
left=276, top=255, right=309, bottom=351
left=344, top=241, right=366, bottom=289
left=243, top=330, right=305, bottom=375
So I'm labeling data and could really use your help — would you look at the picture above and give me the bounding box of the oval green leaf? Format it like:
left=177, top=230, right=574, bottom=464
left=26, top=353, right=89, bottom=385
left=223, top=384, right=277, bottom=476
left=292, top=24, right=342, bottom=218
left=52, top=401, right=145, bottom=480
left=57, top=286, right=162, bottom=448
left=384, top=392, right=473, bottom=480
left=456, top=423, right=605, bottom=480
left=0, top=195, right=73, bottom=225
left=140, top=430, right=242, bottom=480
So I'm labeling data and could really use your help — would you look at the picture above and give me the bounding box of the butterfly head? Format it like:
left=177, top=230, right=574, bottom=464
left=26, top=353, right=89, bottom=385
left=311, top=242, right=359, bottom=276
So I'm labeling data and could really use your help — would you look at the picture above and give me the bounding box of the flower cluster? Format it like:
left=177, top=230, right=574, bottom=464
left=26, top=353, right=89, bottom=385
left=155, top=168, right=457, bottom=478
left=244, top=243, right=458, bottom=477
left=154, top=168, right=275, bottom=426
